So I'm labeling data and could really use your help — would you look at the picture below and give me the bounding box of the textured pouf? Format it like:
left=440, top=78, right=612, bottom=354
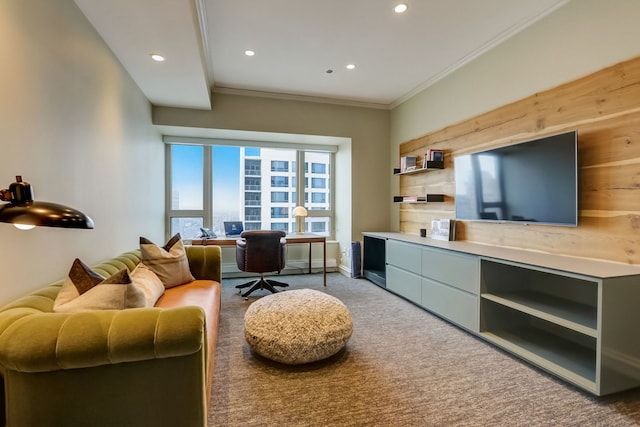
left=244, top=289, right=353, bottom=365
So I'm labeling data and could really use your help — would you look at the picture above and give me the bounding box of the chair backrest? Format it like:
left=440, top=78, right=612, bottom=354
left=236, top=230, right=286, bottom=274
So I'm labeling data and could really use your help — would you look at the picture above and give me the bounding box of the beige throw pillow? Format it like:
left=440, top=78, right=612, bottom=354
left=54, top=259, right=146, bottom=313
left=139, top=233, right=195, bottom=288
left=131, top=263, right=165, bottom=307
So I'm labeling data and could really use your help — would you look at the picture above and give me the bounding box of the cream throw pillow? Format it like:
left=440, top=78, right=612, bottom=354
left=131, top=263, right=165, bottom=307
left=54, top=259, right=146, bottom=313
left=139, top=233, right=195, bottom=288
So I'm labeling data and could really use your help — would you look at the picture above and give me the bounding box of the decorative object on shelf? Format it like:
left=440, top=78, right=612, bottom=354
left=400, top=156, right=417, bottom=173
left=431, top=218, right=455, bottom=241
left=0, top=176, right=94, bottom=229
left=424, top=149, right=444, bottom=167
left=292, top=205, right=307, bottom=234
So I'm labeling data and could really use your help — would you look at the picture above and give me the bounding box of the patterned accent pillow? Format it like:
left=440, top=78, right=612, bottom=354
left=139, top=233, right=195, bottom=288
left=130, top=263, right=165, bottom=307
left=53, top=259, right=146, bottom=313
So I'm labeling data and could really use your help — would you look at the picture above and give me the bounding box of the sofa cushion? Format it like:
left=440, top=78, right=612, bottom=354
left=131, top=263, right=165, bottom=307
left=53, top=259, right=146, bottom=313
left=140, top=234, right=195, bottom=288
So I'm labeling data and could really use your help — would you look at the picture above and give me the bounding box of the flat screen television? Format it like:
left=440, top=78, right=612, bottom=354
left=454, top=130, right=578, bottom=227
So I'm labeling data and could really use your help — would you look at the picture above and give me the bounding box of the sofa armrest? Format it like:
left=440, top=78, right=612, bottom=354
left=0, top=306, right=205, bottom=373
left=185, top=245, right=222, bottom=282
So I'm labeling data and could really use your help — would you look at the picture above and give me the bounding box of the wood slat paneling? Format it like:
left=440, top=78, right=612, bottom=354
left=399, top=55, right=640, bottom=264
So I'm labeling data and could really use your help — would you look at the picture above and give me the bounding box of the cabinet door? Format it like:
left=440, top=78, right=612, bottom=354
left=422, top=247, right=479, bottom=294
left=387, top=265, right=422, bottom=303
left=422, top=278, right=479, bottom=332
left=387, top=240, right=421, bottom=274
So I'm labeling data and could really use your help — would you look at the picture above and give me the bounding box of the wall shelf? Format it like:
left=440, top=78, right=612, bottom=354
left=393, top=194, right=445, bottom=203
left=394, top=160, right=444, bottom=175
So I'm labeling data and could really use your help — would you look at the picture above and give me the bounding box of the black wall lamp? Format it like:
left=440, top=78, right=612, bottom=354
left=0, top=176, right=94, bottom=229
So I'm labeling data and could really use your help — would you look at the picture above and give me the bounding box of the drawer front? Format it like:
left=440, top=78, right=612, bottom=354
left=387, top=265, right=422, bottom=303
left=421, top=278, right=479, bottom=332
left=422, top=247, right=479, bottom=294
left=387, top=240, right=421, bottom=274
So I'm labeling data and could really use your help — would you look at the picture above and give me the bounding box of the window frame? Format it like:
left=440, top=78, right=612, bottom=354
left=166, top=142, right=335, bottom=240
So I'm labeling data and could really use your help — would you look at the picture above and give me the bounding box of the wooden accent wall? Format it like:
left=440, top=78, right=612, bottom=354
left=399, top=55, right=640, bottom=264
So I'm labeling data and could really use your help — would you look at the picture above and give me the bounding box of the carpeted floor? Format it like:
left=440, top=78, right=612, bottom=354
left=208, top=273, right=640, bottom=426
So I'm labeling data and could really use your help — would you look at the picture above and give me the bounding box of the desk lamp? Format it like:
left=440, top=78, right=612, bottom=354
left=292, top=206, right=307, bottom=234
left=0, top=176, right=94, bottom=229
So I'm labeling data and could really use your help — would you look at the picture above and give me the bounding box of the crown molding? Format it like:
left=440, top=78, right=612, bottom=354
left=213, top=87, right=391, bottom=110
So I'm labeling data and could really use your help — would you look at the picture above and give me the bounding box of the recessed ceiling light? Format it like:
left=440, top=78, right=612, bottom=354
left=150, top=54, right=166, bottom=62
left=346, top=64, right=356, bottom=70
left=245, top=50, right=255, bottom=57
left=394, top=3, right=408, bottom=13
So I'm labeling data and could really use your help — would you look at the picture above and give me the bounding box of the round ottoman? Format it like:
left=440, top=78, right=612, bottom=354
left=244, top=289, right=353, bottom=365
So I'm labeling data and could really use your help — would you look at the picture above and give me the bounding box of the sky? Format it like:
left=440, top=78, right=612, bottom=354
left=172, top=145, right=242, bottom=212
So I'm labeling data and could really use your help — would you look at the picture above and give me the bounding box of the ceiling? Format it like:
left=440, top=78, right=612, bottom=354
left=74, top=0, right=569, bottom=110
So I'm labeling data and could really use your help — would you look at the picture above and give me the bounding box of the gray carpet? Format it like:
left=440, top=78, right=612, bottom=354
left=208, top=273, right=640, bottom=426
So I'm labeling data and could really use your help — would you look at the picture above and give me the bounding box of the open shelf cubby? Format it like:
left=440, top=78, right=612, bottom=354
left=480, top=259, right=598, bottom=336
left=481, top=299, right=598, bottom=392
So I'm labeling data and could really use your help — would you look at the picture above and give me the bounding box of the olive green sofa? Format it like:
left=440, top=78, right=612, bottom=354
left=0, top=245, right=222, bottom=427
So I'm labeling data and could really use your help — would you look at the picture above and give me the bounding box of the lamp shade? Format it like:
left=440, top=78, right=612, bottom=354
left=0, top=202, right=94, bottom=229
left=292, top=206, right=308, bottom=217
left=0, top=176, right=94, bottom=229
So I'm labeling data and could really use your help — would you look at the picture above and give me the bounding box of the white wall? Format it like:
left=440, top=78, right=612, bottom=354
left=0, top=0, right=164, bottom=305
left=390, top=0, right=640, bottom=230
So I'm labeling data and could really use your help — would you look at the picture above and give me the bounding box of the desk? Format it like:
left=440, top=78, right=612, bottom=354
left=191, top=233, right=327, bottom=286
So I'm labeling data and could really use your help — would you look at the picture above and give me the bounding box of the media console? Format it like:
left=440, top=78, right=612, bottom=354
left=363, top=232, right=640, bottom=396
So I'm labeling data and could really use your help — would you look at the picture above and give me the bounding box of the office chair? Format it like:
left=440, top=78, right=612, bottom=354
left=235, top=230, right=288, bottom=298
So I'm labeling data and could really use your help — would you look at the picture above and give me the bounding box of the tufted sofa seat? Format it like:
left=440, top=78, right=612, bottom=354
left=0, top=245, right=221, bottom=427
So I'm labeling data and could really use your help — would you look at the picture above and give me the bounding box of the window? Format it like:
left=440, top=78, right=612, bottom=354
left=271, top=176, right=289, bottom=188
left=271, top=192, right=289, bottom=203
left=271, top=207, right=288, bottom=218
left=311, top=178, right=326, bottom=189
left=167, top=145, right=334, bottom=238
left=311, top=193, right=326, bottom=203
left=245, top=177, right=260, bottom=191
left=311, top=221, right=327, bottom=233
left=271, top=160, right=288, bottom=172
left=245, top=159, right=261, bottom=175
left=311, top=163, right=326, bottom=174
left=246, top=192, right=261, bottom=206
left=245, top=207, right=261, bottom=221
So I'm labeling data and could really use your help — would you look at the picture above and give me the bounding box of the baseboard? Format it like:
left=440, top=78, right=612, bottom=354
left=338, top=264, right=352, bottom=277
left=222, top=257, right=338, bottom=278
